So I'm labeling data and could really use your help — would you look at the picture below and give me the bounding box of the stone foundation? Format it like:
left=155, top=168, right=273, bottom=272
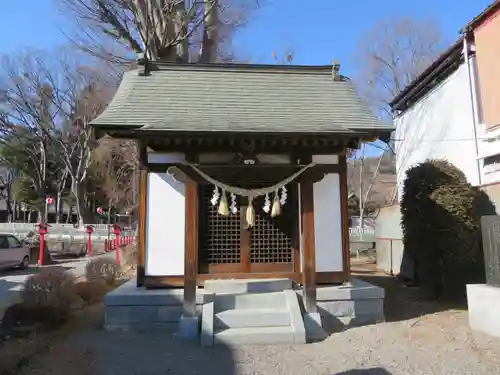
left=467, top=283, right=500, bottom=339
left=104, top=278, right=385, bottom=338
left=296, top=278, right=385, bottom=332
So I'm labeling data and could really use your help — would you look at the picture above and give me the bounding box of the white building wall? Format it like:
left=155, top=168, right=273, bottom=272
left=312, top=173, right=343, bottom=272
left=145, top=152, right=344, bottom=276
left=395, top=62, right=480, bottom=198
left=145, top=172, right=185, bottom=276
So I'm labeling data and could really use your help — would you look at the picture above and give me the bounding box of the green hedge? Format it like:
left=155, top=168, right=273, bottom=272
left=400, top=159, right=495, bottom=300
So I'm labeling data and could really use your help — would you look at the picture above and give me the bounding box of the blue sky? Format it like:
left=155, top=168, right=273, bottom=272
left=0, top=0, right=493, bottom=72
left=0, top=0, right=494, bottom=157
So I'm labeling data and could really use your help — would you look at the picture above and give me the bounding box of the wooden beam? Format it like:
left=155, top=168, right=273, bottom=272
left=339, top=155, right=350, bottom=282
left=137, top=141, right=148, bottom=287
left=300, top=174, right=317, bottom=313
left=143, top=271, right=347, bottom=288
left=182, top=178, right=199, bottom=318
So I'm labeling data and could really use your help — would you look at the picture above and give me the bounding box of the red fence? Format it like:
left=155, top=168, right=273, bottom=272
left=104, top=235, right=137, bottom=252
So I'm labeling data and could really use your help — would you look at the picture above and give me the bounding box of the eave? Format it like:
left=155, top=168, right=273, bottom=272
left=461, top=0, right=500, bottom=33
left=390, top=39, right=464, bottom=113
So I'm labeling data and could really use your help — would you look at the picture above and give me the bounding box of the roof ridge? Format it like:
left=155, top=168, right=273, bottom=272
left=137, top=61, right=353, bottom=78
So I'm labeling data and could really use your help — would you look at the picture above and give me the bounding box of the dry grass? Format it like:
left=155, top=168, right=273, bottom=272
left=0, top=253, right=136, bottom=375
left=74, top=281, right=108, bottom=305
left=21, top=268, right=78, bottom=314
left=0, top=304, right=103, bottom=375
left=85, top=258, right=119, bottom=286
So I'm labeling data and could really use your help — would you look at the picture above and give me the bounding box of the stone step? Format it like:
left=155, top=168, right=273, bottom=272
left=204, top=278, right=293, bottom=295
left=215, top=308, right=290, bottom=329
left=214, top=292, right=287, bottom=311
left=214, top=326, right=295, bottom=346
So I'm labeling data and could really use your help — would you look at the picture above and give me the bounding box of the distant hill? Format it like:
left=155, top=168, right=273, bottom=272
left=347, top=151, right=397, bottom=213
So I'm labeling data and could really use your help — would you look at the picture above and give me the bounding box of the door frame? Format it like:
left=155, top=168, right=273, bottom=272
left=199, top=184, right=300, bottom=276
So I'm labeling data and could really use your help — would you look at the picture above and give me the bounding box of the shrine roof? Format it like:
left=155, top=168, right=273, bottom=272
left=91, top=62, right=392, bottom=137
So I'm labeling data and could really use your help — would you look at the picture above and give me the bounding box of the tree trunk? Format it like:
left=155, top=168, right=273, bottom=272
left=66, top=205, right=73, bottom=224
left=55, top=191, right=62, bottom=223
left=73, top=180, right=85, bottom=228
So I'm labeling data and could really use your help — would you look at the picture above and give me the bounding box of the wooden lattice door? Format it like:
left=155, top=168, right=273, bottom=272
left=198, top=184, right=298, bottom=274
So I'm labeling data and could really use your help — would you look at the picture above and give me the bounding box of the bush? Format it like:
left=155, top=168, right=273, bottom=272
left=21, top=268, right=77, bottom=314
left=118, top=243, right=137, bottom=277
left=85, top=258, right=119, bottom=286
left=75, top=281, right=107, bottom=305
left=400, top=159, right=495, bottom=300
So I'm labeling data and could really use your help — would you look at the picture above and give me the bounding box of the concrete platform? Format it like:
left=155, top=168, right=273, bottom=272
left=467, top=283, right=500, bottom=339
left=104, top=280, right=206, bottom=331
left=296, top=278, right=385, bottom=332
left=104, top=278, right=385, bottom=341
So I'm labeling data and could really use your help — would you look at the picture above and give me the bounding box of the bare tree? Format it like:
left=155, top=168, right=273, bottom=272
left=0, top=53, right=66, bottom=222
left=92, top=137, right=139, bottom=217
left=347, top=16, right=446, bottom=214
left=271, top=47, right=294, bottom=65
left=0, top=51, right=114, bottom=226
left=53, top=66, right=116, bottom=227
left=58, top=0, right=261, bottom=64
left=353, top=15, right=446, bottom=119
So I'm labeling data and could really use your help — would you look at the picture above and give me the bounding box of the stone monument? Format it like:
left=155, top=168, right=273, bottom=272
left=467, top=215, right=500, bottom=338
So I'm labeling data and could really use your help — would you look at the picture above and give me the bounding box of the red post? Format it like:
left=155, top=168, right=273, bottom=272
left=39, top=232, right=45, bottom=266
left=113, top=224, right=121, bottom=265
left=36, top=223, right=48, bottom=266
left=115, top=234, right=119, bottom=264
left=86, top=225, right=94, bottom=257
left=87, top=233, right=91, bottom=256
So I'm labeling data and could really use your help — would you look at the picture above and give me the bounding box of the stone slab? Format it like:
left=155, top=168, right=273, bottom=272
left=204, top=278, right=293, bottom=294
left=284, top=290, right=306, bottom=344
left=295, top=278, right=385, bottom=330
left=105, top=305, right=183, bottom=325
left=214, top=326, right=295, bottom=346
left=317, top=299, right=384, bottom=318
left=178, top=315, right=200, bottom=339
left=103, top=277, right=385, bottom=343
left=303, top=312, right=328, bottom=342
left=215, top=291, right=286, bottom=311
left=467, top=283, right=500, bottom=338
left=316, top=278, right=385, bottom=300
left=215, top=309, right=290, bottom=329
left=105, top=279, right=205, bottom=306
left=104, top=322, right=178, bottom=332
left=201, top=293, right=214, bottom=347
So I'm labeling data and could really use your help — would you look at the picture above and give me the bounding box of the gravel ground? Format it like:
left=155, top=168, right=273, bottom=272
left=17, top=309, right=500, bottom=375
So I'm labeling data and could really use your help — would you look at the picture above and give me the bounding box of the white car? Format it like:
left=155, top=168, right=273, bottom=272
left=0, top=233, right=30, bottom=270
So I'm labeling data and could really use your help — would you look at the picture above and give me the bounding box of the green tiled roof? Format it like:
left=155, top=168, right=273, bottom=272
left=91, top=63, right=392, bottom=135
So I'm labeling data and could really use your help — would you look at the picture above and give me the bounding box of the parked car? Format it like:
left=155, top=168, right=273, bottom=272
left=0, top=233, right=30, bottom=270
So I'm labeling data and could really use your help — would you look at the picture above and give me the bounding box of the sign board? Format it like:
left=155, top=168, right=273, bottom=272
left=349, top=217, right=375, bottom=243
left=481, top=215, right=500, bottom=287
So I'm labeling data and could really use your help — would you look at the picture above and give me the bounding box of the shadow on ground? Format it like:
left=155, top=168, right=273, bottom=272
left=358, top=274, right=466, bottom=322
left=351, top=260, right=466, bottom=322
left=334, top=368, right=392, bottom=375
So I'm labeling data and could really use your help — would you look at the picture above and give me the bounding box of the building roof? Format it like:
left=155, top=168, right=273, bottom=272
left=390, top=39, right=464, bottom=112
left=461, top=0, right=500, bottom=32
left=91, top=63, right=392, bottom=137
left=391, top=1, right=500, bottom=113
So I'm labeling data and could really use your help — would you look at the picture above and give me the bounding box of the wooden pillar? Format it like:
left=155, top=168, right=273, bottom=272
left=300, top=176, right=317, bottom=313
left=182, top=178, right=199, bottom=318
left=136, top=141, right=148, bottom=287
left=339, top=154, right=351, bottom=281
